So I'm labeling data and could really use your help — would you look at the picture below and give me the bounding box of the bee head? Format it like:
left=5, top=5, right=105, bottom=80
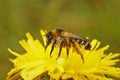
left=45, top=32, right=53, bottom=43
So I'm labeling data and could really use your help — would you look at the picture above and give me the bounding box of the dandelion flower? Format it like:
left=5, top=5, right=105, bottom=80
left=7, top=29, right=120, bottom=80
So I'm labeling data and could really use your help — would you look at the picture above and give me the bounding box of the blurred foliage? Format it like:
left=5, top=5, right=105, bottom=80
left=0, top=0, right=120, bottom=79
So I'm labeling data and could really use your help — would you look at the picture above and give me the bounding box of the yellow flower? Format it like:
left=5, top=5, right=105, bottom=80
left=7, top=30, right=120, bottom=80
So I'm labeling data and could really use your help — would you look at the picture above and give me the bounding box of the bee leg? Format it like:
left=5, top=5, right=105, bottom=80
left=72, top=41, right=84, bottom=62
left=45, top=42, right=51, bottom=53
left=45, top=40, right=52, bottom=50
left=65, top=38, right=70, bottom=55
left=76, top=47, right=84, bottom=62
left=57, top=41, right=64, bottom=58
left=76, top=46, right=84, bottom=62
left=45, top=43, right=49, bottom=50
left=66, top=42, right=70, bottom=55
left=50, top=39, right=56, bottom=56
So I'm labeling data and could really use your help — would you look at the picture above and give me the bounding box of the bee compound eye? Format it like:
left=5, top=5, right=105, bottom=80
left=46, top=32, right=53, bottom=41
left=48, top=34, right=52, bottom=40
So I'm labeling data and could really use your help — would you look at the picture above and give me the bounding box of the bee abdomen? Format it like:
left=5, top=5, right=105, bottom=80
left=75, top=39, right=91, bottom=50
left=84, top=42, right=91, bottom=50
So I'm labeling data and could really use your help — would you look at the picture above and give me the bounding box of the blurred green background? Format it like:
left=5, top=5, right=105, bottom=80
left=0, top=0, right=120, bottom=79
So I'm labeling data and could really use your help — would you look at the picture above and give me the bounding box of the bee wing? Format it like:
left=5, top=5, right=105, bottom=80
left=61, top=32, right=85, bottom=40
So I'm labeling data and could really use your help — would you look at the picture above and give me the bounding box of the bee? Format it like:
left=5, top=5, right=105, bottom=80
left=45, top=29, right=91, bottom=60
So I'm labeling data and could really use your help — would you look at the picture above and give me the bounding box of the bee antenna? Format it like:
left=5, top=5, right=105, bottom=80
left=44, top=34, right=46, bottom=36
